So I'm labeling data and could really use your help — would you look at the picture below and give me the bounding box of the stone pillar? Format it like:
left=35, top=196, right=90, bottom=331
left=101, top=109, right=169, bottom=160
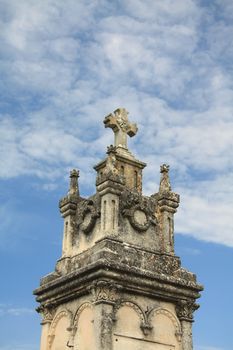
left=37, top=306, right=55, bottom=350
left=90, top=281, right=119, bottom=350
left=176, top=300, right=199, bottom=350
left=59, top=169, right=79, bottom=257
left=157, top=164, right=179, bottom=254
left=180, top=320, right=193, bottom=350
left=94, top=303, right=114, bottom=350
left=96, top=147, right=124, bottom=238
left=40, top=322, right=50, bottom=350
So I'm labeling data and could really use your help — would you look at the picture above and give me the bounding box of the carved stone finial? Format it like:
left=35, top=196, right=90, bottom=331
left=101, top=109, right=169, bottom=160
left=104, top=108, right=138, bottom=149
left=159, top=164, right=172, bottom=192
left=107, top=145, right=117, bottom=155
left=69, top=169, right=80, bottom=196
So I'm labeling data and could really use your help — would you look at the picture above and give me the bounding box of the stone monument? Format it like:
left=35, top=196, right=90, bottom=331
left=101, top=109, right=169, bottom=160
left=34, top=108, right=203, bottom=350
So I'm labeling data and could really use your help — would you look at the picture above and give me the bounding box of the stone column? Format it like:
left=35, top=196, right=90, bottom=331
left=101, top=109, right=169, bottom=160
left=157, top=164, right=179, bottom=254
left=59, top=169, right=79, bottom=257
left=90, top=281, right=119, bottom=350
left=96, top=148, right=124, bottom=239
left=40, top=321, right=51, bottom=350
left=37, top=306, right=55, bottom=350
left=180, top=320, right=193, bottom=350
left=176, top=300, right=199, bottom=350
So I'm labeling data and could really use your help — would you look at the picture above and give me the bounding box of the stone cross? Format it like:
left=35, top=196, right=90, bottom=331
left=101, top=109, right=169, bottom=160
left=104, top=108, right=138, bottom=149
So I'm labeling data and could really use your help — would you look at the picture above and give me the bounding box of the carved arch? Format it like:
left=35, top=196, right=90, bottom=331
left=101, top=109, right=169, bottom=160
left=148, top=307, right=182, bottom=342
left=73, top=302, right=93, bottom=325
left=72, top=302, right=95, bottom=349
left=114, top=300, right=146, bottom=324
left=48, top=309, right=73, bottom=349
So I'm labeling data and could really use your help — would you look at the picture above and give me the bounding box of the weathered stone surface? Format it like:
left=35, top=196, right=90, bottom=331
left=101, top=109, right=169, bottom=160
left=34, top=108, right=203, bottom=350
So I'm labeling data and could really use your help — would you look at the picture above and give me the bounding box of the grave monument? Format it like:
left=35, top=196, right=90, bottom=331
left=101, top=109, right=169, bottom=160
left=34, top=108, right=203, bottom=350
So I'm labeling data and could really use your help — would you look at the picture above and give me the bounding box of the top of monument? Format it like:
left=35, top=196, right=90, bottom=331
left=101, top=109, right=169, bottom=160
left=104, top=108, right=138, bottom=150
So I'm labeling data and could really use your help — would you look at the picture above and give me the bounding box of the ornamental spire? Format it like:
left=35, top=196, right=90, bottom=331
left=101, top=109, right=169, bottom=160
left=69, top=169, right=80, bottom=196
left=159, top=164, right=172, bottom=192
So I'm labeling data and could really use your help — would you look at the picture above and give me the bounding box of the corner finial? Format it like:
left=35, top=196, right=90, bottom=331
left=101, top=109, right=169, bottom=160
left=104, top=108, right=138, bottom=150
left=107, top=144, right=117, bottom=155
left=159, top=164, right=172, bottom=192
left=69, top=169, right=80, bottom=196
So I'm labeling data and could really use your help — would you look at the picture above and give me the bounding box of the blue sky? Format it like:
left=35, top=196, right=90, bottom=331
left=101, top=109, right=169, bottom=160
left=0, top=0, right=232, bottom=349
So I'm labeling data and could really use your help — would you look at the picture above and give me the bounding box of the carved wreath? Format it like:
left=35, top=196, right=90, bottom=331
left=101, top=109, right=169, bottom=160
left=76, top=197, right=100, bottom=234
left=120, top=190, right=157, bottom=232
left=123, top=205, right=151, bottom=232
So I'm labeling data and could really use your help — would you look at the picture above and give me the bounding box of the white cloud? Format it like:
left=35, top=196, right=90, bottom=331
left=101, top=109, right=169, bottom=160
left=0, top=305, right=34, bottom=317
left=0, top=0, right=232, bottom=248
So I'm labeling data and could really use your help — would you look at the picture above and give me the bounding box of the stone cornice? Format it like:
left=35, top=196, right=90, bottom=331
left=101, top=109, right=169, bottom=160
left=34, top=239, right=203, bottom=309
left=94, top=152, right=146, bottom=172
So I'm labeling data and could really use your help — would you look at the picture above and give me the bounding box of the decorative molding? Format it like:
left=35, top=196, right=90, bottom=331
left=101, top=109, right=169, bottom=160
left=59, top=195, right=79, bottom=218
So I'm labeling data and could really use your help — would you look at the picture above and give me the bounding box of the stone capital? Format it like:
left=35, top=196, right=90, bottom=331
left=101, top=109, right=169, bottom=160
left=90, top=280, right=121, bottom=305
left=37, top=304, right=56, bottom=324
left=176, top=300, right=199, bottom=322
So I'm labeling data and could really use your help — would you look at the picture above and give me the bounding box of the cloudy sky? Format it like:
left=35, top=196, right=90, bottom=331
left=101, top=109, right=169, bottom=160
left=0, top=0, right=232, bottom=349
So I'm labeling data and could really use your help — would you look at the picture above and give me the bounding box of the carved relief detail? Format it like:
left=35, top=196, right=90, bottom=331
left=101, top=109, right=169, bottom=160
left=120, top=189, right=157, bottom=232
left=90, top=281, right=120, bottom=304
left=148, top=307, right=182, bottom=342
left=36, top=304, right=56, bottom=323
left=76, top=196, right=100, bottom=234
left=176, top=300, right=199, bottom=322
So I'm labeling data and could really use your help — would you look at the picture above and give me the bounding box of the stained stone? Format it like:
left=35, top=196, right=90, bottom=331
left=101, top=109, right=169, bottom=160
left=34, top=108, right=203, bottom=350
